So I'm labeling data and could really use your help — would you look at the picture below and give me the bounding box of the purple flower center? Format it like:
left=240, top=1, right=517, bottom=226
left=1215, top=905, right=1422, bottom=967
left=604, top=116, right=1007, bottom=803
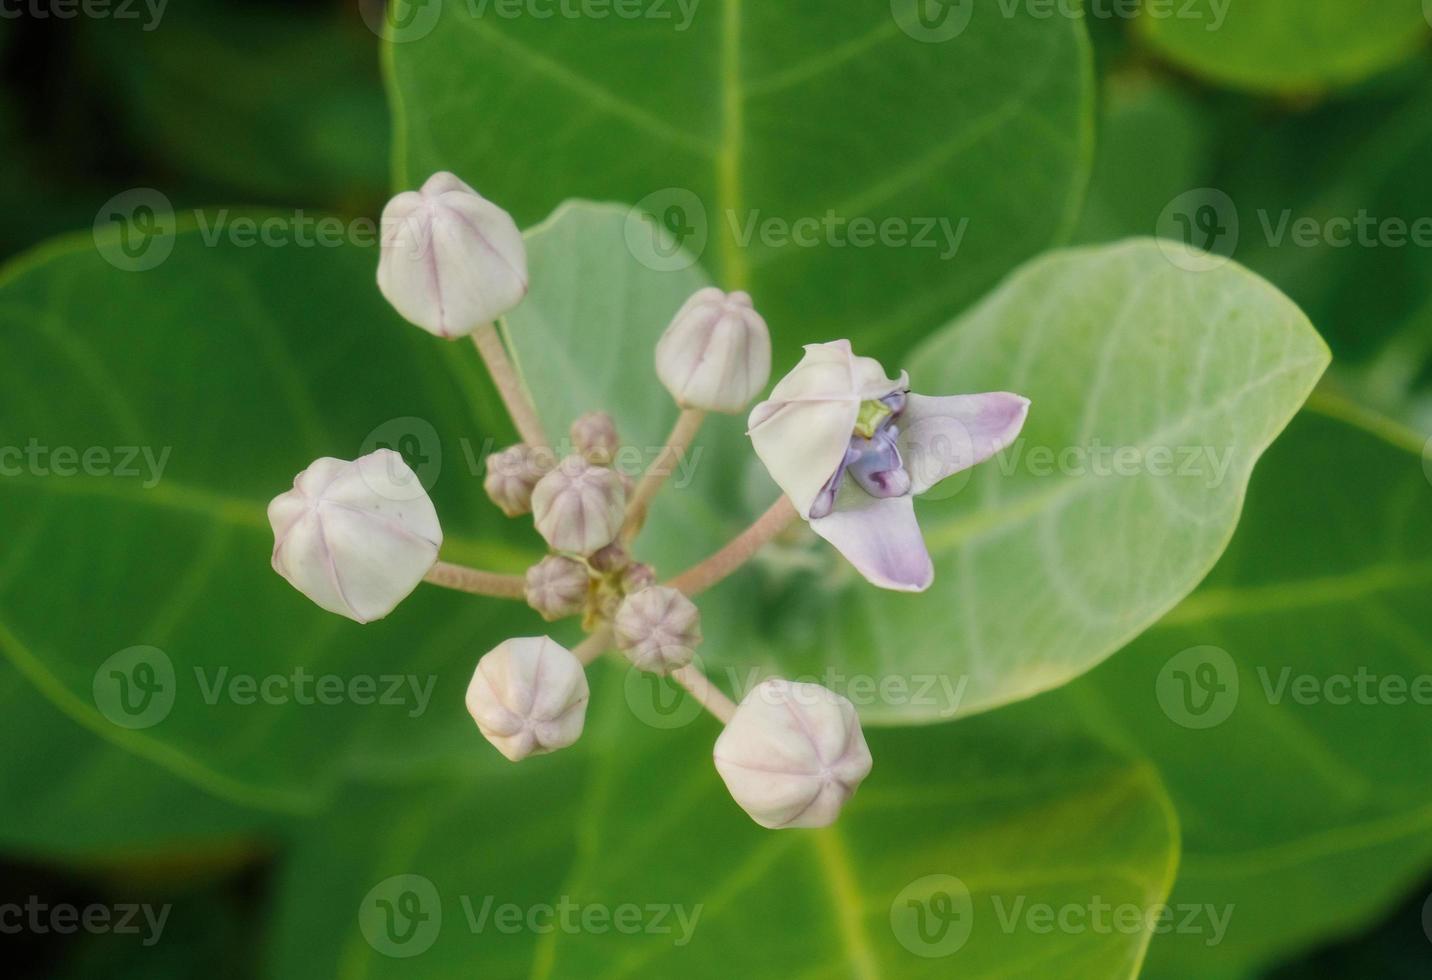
left=809, top=391, right=911, bottom=519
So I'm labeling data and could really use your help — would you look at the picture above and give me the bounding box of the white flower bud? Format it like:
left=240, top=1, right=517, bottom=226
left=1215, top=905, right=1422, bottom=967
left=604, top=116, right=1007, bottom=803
left=570, top=411, right=620, bottom=465
left=524, top=555, right=590, bottom=621
left=614, top=586, right=702, bottom=673
left=713, top=679, right=872, bottom=829
left=655, top=287, right=772, bottom=413
left=377, top=171, right=528, bottom=339
left=466, top=636, right=589, bottom=762
left=484, top=443, right=554, bottom=517
left=268, top=450, right=442, bottom=623
left=531, top=455, right=626, bottom=555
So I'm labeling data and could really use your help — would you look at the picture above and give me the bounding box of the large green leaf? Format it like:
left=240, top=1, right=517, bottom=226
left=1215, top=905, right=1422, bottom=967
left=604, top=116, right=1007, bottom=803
left=385, top=0, right=1094, bottom=359
left=1015, top=397, right=1432, bottom=979
left=0, top=660, right=274, bottom=860
left=82, top=0, right=388, bottom=208
left=267, top=665, right=1179, bottom=979
left=0, top=220, right=541, bottom=811
left=1138, top=0, right=1430, bottom=94
left=707, top=239, right=1328, bottom=722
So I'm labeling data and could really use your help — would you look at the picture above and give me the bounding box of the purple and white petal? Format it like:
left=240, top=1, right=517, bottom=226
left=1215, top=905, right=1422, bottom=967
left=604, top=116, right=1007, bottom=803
left=898, top=392, right=1029, bottom=496
left=808, top=491, right=934, bottom=592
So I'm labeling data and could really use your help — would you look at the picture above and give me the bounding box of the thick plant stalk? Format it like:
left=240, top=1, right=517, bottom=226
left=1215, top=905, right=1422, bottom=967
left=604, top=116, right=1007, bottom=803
left=666, top=496, right=798, bottom=597
left=424, top=561, right=526, bottom=599
left=573, top=626, right=613, bottom=666
left=471, top=321, right=548, bottom=448
left=671, top=664, right=736, bottom=723
left=622, top=408, right=706, bottom=542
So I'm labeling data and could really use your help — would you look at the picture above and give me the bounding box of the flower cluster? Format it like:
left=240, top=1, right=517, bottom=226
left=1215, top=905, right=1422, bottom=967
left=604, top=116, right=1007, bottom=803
left=266, top=172, right=1028, bottom=828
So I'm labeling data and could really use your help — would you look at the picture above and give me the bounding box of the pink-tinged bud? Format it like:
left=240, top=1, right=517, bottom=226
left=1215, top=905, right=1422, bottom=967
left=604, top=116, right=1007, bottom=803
left=570, top=411, right=620, bottom=466
left=484, top=443, right=554, bottom=517
left=714, top=679, right=872, bottom=829
left=524, top=555, right=590, bottom=622
left=268, top=450, right=442, bottom=623
left=614, top=586, right=702, bottom=674
left=466, top=637, right=589, bottom=762
left=655, top=287, right=771, bottom=413
left=531, top=456, right=627, bottom=555
left=588, top=543, right=631, bottom=574
left=619, top=561, right=656, bottom=594
left=377, top=171, right=528, bottom=339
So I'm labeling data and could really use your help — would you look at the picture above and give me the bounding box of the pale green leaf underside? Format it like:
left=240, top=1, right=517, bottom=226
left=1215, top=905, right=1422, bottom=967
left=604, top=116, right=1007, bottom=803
left=386, top=0, right=1094, bottom=360
left=717, top=240, right=1329, bottom=723
left=1012, top=398, right=1432, bottom=979
left=267, top=669, right=1179, bottom=980
left=1139, top=0, right=1430, bottom=94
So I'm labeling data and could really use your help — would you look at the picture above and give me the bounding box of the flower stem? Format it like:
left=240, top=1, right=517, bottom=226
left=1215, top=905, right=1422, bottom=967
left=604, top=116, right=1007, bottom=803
left=672, top=664, right=736, bottom=723
left=666, top=496, right=798, bottom=597
left=424, top=560, right=526, bottom=599
left=471, top=320, right=548, bottom=448
left=573, top=626, right=612, bottom=666
left=622, top=407, right=706, bottom=542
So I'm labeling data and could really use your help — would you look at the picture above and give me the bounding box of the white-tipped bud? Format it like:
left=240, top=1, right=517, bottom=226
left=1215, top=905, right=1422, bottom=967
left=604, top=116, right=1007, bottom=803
left=484, top=443, right=554, bottom=517
left=655, top=287, right=772, bottom=413
left=570, top=411, right=620, bottom=466
left=614, top=586, right=701, bottom=674
left=714, top=679, right=872, bottom=829
left=377, top=171, right=528, bottom=339
left=268, top=450, right=442, bottom=624
left=465, top=636, right=589, bottom=761
left=531, top=456, right=626, bottom=555
left=524, top=556, right=590, bottom=621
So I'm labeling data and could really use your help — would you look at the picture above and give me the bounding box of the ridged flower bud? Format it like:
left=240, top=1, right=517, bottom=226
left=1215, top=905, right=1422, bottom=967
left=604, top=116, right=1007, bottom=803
left=524, top=555, right=590, bottom=621
left=531, top=455, right=626, bottom=555
left=570, top=411, right=620, bottom=465
left=714, top=679, right=872, bottom=829
left=377, top=171, right=528, bottom=339
left=655, top=287, right=771, bottom=413
left=614, top=586, right=702, bottom=673
left=268, top=450, right=442, bottom=623
left=484, top=443, right=554, bottom=517
left=465, top=637, right=589, bottom=761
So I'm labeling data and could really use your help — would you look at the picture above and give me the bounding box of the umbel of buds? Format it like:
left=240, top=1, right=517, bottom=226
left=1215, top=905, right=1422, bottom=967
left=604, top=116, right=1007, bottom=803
left=531, top=455, right=627, bottom=555
left=570, top=411, right=620, bottom=465
left=377, top=171, right=528, bottom=339
left=714, top=679, right=872, bottom=829
left=614, top=586, right=702, bottom=673
left=484, top=443, right=554, bottom=517
left=268, top=450, right=441, bottom=624
left=524, top=555, right=590, bottom=621
left=655, top=287, right=771, bottom=413
left=466, top=637, right=589, bottom=762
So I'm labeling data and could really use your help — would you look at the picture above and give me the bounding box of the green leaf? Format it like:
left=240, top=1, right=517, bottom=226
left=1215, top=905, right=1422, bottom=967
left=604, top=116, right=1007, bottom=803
left=719, top=240, right=1329, bottom=722
left=81, top=0, right=389, bottom=206
left=386, top=0, right=1094, bottom=359
left=1137, top=0, right=1430, bottom=94
left=0, top=221, right=542, bottom=810
left=0, top=660, right=274, bottom=860
left=1072, top=78, right=1211, bottom=245
left=267, top=666, right=1179, bottom=979
left=1008, top=398, right=1432, bottom=979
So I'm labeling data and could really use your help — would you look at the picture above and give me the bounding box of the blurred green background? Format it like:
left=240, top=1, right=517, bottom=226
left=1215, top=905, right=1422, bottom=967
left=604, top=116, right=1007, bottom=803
left=2, top=1, right=1432, bottom=977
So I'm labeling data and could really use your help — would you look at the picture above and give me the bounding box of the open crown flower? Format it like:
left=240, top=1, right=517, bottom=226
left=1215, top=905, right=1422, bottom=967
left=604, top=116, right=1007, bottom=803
left=747, top=340, right=1029, bottom=592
